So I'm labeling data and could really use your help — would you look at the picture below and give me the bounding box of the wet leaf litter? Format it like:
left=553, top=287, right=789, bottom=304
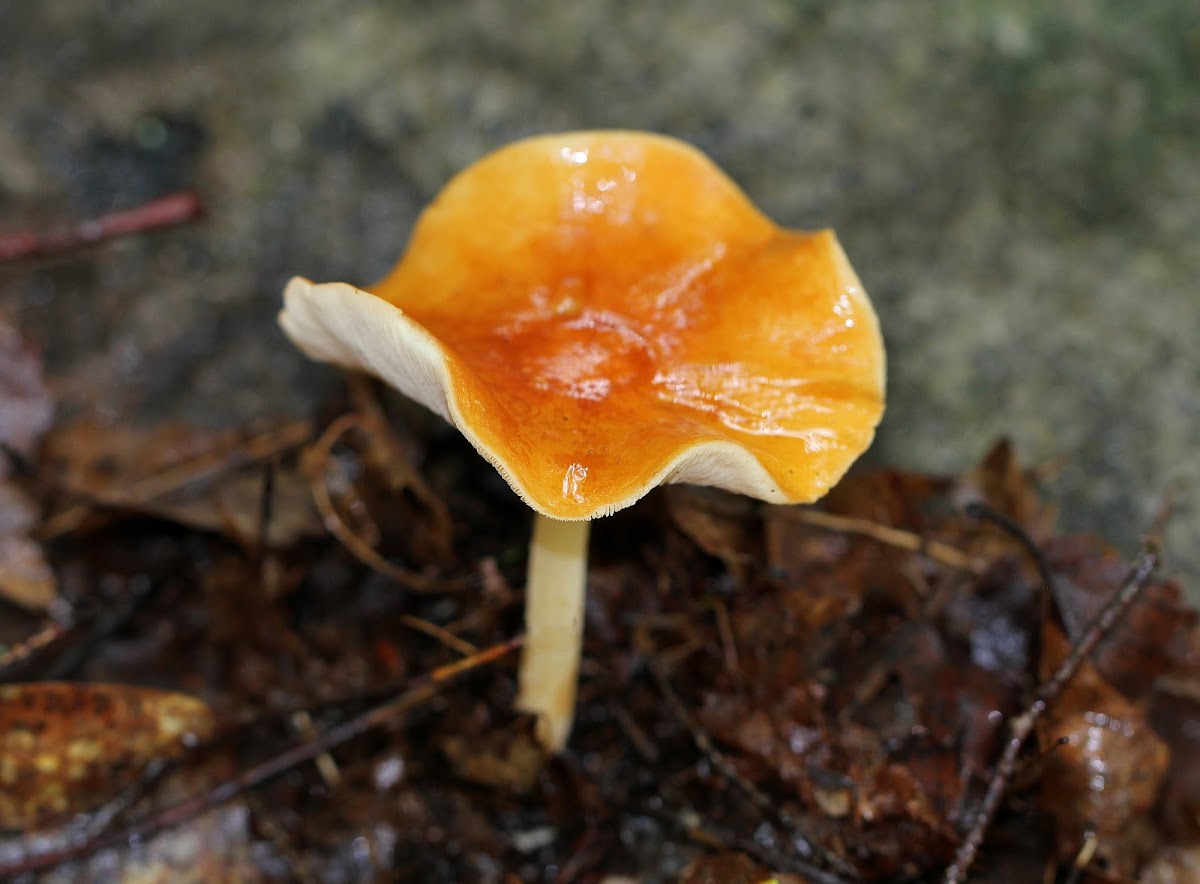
left=0, top=192, right=1195, bottom=883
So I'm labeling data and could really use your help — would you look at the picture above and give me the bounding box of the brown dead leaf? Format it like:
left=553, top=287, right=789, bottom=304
left=42, top=419, right=245, bottom=494
left=697, top=683, right=958, bottom=877
left=952, top=438, right=1056, bottom=542
left=0, top=319, right=54, bottom=469
left=1150, top=680, right=1200, bottom=843
left=678, top=851, right=801, bottom=884
left=1046, top=535, right=1195, bottom=697
left=0, top=483, right=54, bottom=611
left=820, top=466, right=950, bottom=530
left=1038, top=625, right=1168, bottom=875
left=153, top=466, right=324, bottom=549
left=441, top=725, right=543, bottom=795
left=39, top=417, right=315, bottom=544
left=0, top=321, right=56, bottom=611
left=0, top=682, right=215, bottom=831
left=0, top=534, right=55, bottom=611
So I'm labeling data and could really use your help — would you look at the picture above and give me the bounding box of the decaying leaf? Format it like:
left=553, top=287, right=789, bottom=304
left=679, top=851, right=800, bottom=884
left=154, top=467, right=324, bottom=550
left=0, top=319, right=56, bottom=611
left=0, top=319, right=54, bottom=463
left=1150, top=679, right=1200, bottom=844
left=1038, top=624, right=1169, bottom=875
left=952, top=438, right=1056, bottom=544
left=1047, top=535, right=1196, bottom=694
left=39, top=417, right=317, bottom=545
left=0, top=682, right=215, bottom=830
left=1031, top=534, right=1198, bottom=876
left=0, top=484, right=55, bottom=611
left=441, top=725, right=543, bottom=795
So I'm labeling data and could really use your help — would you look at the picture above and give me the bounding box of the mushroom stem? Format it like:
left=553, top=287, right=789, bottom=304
left=516, top=514, right=590, bottom=752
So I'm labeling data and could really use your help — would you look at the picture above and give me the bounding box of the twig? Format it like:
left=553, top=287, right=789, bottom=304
left=290, top=709, right=341, bottom=787
left=962, top=500, right=1058, bottom=598
left=257, top=460, right=277, bottom=559
left=0, top=621, right=67, bottom=677
left=306, top=414, right=463, bottom=592
left=346, top=375, right=454, bottom=561
left=706, top=597, right=744, bottom=693
left=783, top=508, right=987, bottom=574
left=0, top=635, right=522, bottom=877
left=0, top=191, right=202, bottom=263
left=399, top=614, right=478, bottom=656
left=554, top=827, right=605, bottom=884
left=942, top=541, right=1160, bottom=884
left=608, top=702, right=660, bottom=763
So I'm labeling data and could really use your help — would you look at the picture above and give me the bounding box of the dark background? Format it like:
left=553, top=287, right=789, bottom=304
left=1, top=1, right=1196, bottom=594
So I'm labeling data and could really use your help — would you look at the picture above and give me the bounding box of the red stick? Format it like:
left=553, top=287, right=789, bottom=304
left=0, top=191, right=202, bottom=263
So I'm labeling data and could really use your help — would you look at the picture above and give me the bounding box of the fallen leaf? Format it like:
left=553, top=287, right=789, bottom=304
left=441, top=725, right=543, bottom=795
left=0, top=319, right=54, bottom=468
left=0, top=533, right=55, bottom=612
left=678, top=852, right=797, bottom=884
left=153, top=466, right=324, bottom=549
left=952, top=438, right=1056, bottom=543
left=40, top=417, right=315, bottom=544
left=0, top=482, right=54, bottom=610
left=1038, top=625, right=1168, bottom=876
left=0, top=321, right=56, bottom=611
left=1046, top=535, right=1196, bottom=697
left=1150, top=679, right=1200, bottom=843
left=0, top=682, right=215, bottom=830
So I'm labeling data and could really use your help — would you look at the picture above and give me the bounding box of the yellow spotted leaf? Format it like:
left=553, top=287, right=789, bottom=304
left=0, top=682, right=215, bottom=831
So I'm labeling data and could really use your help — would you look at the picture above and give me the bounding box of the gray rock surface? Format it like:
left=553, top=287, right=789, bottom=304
left=2, top=2, right=1196, bottom=591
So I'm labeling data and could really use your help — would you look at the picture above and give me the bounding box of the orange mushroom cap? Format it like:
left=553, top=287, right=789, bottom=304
left=280, top=131, right=885, bottom=520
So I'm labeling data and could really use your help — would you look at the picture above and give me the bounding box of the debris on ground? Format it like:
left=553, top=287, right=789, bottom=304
left=0, top=212, right=1195, bottom=882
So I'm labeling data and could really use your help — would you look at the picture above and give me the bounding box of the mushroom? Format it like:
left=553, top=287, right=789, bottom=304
left=279, top=131, right=885, bottom=752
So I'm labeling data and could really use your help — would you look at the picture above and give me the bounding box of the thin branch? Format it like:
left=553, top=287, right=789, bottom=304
left=306, top=414, right=465, bottom=593
left=962, top=500, right=1058, bottom=599
left=0, top=621, right=67, bottom=677
left=942, top=542, right=1160, bottom=884
left=0, top=191, right=202, bottom=263
left=399, top=614, right=478, bottom=656
left=783, top=508, right=987, bottom=574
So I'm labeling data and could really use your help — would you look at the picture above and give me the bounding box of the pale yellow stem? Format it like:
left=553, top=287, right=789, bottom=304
left=516, top=515, right=590, bottom=752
